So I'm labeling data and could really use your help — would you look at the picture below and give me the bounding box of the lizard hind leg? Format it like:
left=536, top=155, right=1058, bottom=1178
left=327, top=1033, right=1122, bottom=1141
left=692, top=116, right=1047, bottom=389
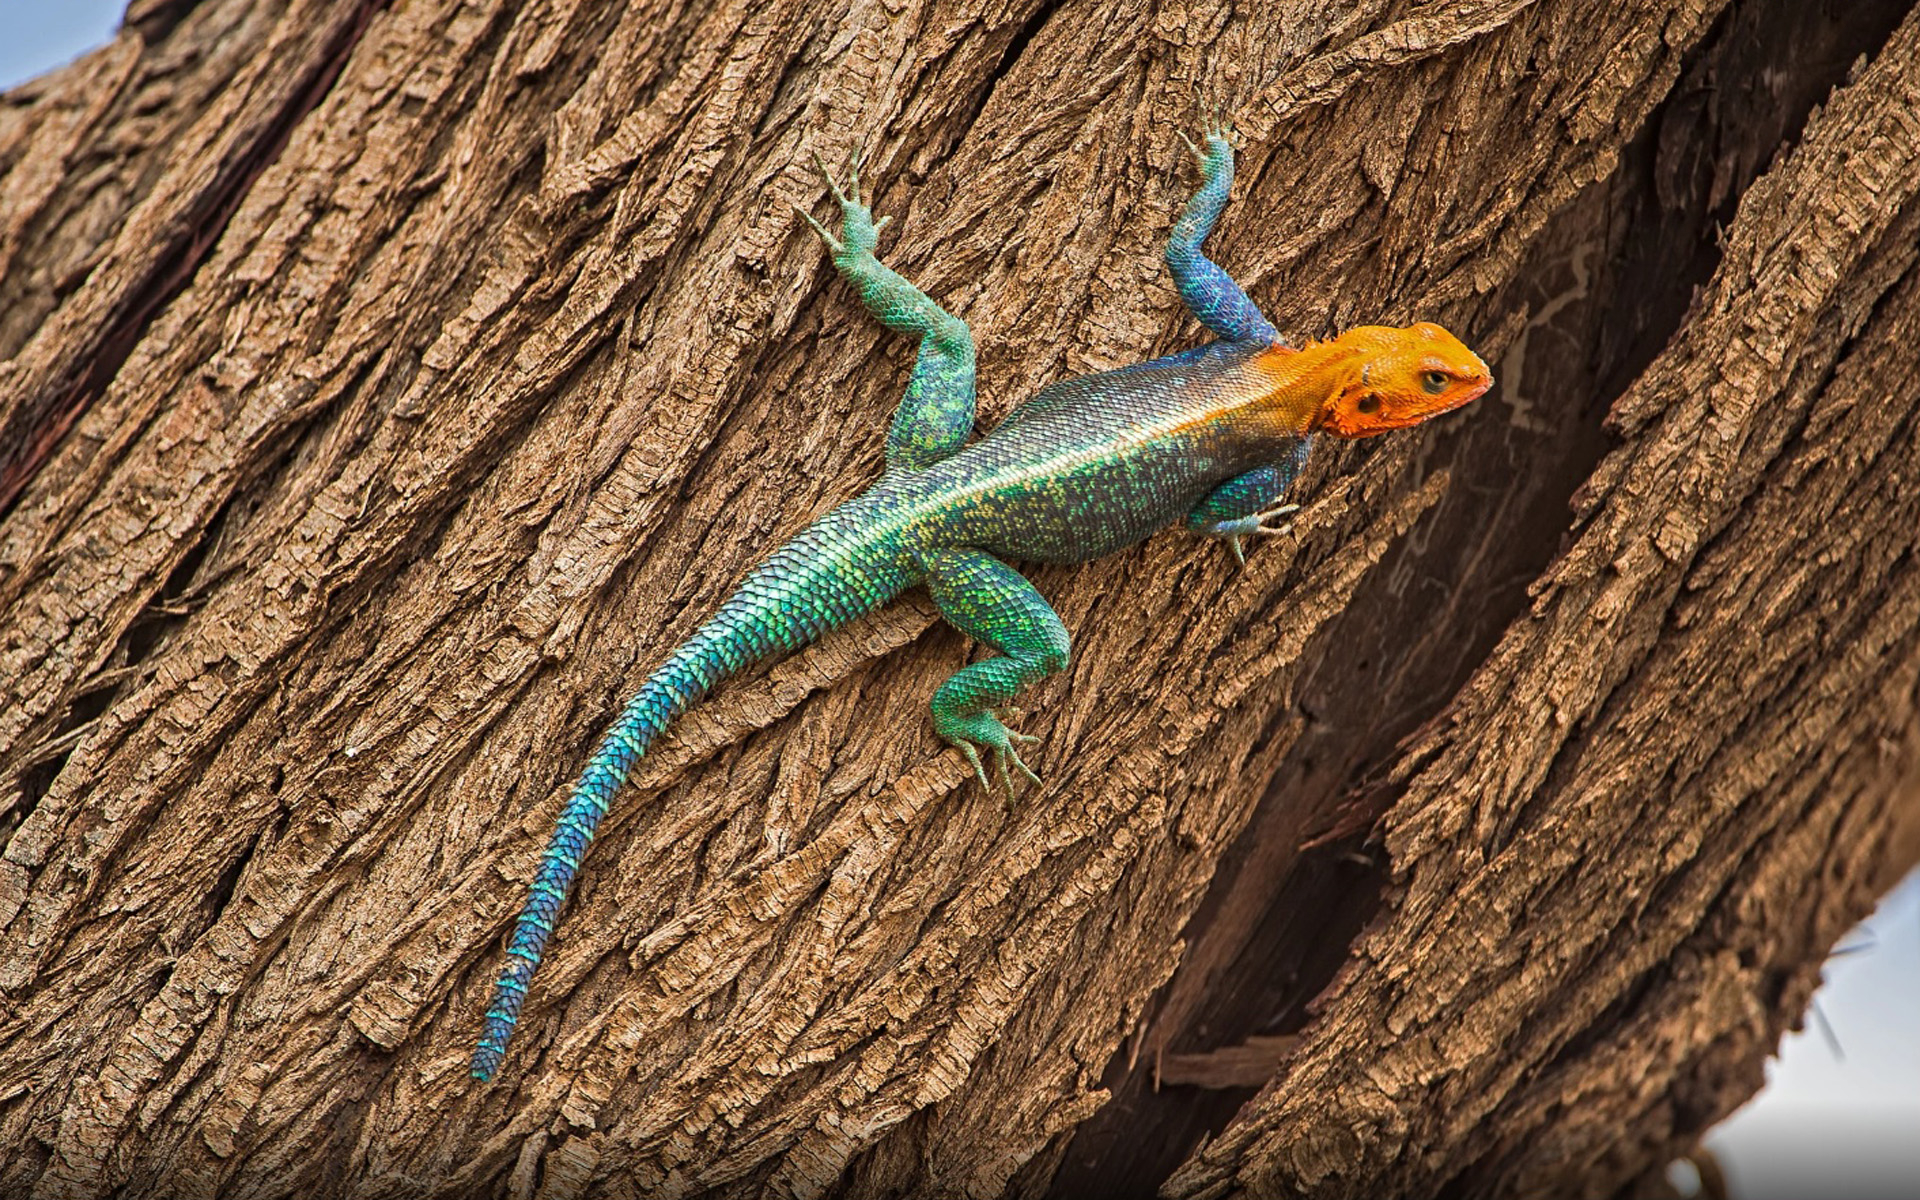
left=921, top=548, right=1070, bottom=797
left=798, top=150, right=977, bottom=472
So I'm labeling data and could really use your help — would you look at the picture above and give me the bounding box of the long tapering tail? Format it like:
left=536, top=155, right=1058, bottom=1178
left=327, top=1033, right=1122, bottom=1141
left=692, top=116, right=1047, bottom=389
left=471, top=516, right=907, bottom=1081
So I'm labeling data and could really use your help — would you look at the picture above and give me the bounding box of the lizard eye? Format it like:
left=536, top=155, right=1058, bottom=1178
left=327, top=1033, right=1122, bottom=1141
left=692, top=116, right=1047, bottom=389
left=1421, top=370, right=1450, bottom=395
left=1356, top=392, right=1381, bottom=414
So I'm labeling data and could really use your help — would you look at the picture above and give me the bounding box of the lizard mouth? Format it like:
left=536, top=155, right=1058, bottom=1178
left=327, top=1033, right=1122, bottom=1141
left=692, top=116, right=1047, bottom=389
left=1452, top=376, right=1493, bottom=410
left=1318, top=374, right=1493, bottom=436
left=1421, top=373, right=1492, bottom=422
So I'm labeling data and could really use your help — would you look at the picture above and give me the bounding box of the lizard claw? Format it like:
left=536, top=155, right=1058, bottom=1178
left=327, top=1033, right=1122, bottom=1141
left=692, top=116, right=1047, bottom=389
left=994, top=735, right=1042, bottom=810
left=1178, top=119, right=1236, bottom=177
left=956, top=741, right=992, bottom=792
left=1249, top=502, right=1298, bottom=537
left=1209, top=106, right=1237, bottom=142
left=795, top=203, right=845, bottom=254
left=813, top=148, right=856, bottom=207
left=948, top=714, right=1042, bottom=803
left=801, top=147, right=890, bottom=257
left=1203, top=502, right=1296, bottom=566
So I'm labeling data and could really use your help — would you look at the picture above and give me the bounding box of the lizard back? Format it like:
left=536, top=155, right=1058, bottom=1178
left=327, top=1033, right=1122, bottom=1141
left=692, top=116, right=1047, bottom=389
left=875, top=339, right=1305, bottom=564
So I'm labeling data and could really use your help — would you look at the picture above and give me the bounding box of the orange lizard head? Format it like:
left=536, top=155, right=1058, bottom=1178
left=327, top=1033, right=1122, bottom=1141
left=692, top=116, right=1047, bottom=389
left=1313, top=322, right=1492, bottom=438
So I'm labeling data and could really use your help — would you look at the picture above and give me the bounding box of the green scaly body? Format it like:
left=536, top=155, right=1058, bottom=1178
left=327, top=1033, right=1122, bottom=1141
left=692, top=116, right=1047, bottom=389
left=471, top=132, right=1489, bottom=1081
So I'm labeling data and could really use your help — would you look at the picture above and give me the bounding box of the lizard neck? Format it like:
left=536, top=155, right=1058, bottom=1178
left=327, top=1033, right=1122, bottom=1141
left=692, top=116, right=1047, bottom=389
left=1245, top=340, right=1361, bottom=435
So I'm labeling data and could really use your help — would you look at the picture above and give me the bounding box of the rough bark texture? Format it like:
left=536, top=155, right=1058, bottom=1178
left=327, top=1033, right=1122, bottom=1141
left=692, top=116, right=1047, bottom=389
left=0, top=1, right=1914, bottom=1198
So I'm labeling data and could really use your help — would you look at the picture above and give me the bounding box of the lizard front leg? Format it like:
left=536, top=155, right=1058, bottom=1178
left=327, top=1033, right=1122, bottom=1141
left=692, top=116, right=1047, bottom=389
left=800, top=152, right=977, bottom=471
left=1187, top=439, right=1313, bottom=564
left=920, top=548, right=1070, bottom=795
left=1165, top=124, right=1282, bottom=346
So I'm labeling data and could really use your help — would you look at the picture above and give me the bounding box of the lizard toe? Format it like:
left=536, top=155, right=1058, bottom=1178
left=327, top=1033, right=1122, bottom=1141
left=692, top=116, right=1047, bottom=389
left=1253, top=503, right=1299, bottom=536
left=954, top=740, right=993, bottom=793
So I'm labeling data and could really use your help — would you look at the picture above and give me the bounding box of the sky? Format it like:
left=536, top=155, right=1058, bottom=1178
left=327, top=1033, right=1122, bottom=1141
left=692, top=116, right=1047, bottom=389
left=2, top=5, right=1917, bottom=1198
left=1705, top=870, right=1920, bottom=1199
left=0, top=1, right=126, bottom=91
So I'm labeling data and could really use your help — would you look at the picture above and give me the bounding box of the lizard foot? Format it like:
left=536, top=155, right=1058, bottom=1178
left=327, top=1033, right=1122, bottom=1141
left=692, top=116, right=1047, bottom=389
left=944, top=713, right=1043, bottom=800
left=1250, top=501, right=1298, bottom=535
left=1176, top=112, right=1237, bottom=170
left=1207, top=503, right=1298, bottom=566
left=796, top=148, right=891, bottom=257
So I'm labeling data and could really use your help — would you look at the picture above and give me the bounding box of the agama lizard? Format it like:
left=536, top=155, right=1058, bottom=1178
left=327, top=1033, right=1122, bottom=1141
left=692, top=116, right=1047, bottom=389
left=472, top=131, right=1491, bottom=1081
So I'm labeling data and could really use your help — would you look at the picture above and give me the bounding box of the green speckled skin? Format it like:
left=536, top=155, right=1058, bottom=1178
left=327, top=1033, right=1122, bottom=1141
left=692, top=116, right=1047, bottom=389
left=474, top=134, right=1313, bottom=1080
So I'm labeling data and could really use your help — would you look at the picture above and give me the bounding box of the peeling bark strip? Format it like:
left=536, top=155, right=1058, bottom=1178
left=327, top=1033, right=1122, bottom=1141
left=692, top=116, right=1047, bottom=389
left=0, top=2, right=1912, bottom=1200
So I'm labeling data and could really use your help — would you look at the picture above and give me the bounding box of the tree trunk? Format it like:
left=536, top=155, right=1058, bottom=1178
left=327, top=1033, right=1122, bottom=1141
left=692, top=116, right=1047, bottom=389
left=2, top=1, right=1915, bottom=1197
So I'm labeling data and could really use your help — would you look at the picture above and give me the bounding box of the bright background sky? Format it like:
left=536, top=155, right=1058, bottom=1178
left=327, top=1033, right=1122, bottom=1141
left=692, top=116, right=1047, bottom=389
left=3, top=5, right=1917, bottom=1197
left=0, top=0, right=127, bottom=90
left=1704, top=870, right=1920, bottom=1199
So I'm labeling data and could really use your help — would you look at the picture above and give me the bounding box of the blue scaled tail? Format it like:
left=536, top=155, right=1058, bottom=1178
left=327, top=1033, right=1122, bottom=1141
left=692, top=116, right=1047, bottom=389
left=471, top=509, right=908, bottom=1081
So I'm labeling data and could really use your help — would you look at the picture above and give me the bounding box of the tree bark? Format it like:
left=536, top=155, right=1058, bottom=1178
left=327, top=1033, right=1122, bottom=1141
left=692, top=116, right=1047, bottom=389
left=1, top=1, right=1915, bottom=1197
